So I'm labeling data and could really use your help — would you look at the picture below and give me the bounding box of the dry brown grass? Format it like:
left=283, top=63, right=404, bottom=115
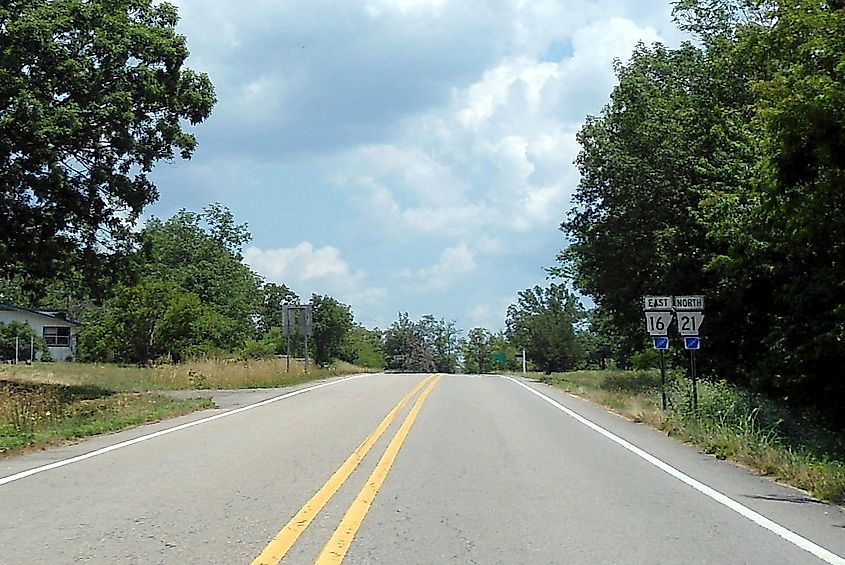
left=0, top=358, right=374, bottom=458
left=0, top=359, right=374, bottom=392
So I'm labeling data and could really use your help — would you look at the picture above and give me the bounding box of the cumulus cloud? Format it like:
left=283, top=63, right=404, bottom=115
left=401, top=243, right=478, bottom=290
left=151, top=1, right=686, bottom=331
left=332, top=13, right=665, bottom=250
left=170, top=0, right=509, bottom=158
left=244, top=243, right=386, bottom=306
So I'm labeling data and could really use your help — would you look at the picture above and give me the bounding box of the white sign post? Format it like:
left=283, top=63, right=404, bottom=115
left=641, top=294, right=708, bottom=412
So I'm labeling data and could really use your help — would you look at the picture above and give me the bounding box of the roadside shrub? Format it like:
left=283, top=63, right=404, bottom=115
left=78, top=280, right=243, bottom=364
left=630, top=348, right=659, bottom=370
left=0, top=321, right=49, bottom=362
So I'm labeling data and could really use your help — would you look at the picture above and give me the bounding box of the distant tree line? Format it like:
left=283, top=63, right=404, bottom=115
left=0, top=201, right=382, bottom=367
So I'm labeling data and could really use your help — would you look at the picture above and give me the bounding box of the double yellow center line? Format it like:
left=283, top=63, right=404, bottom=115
left=251, top=374, right=443, bottom=565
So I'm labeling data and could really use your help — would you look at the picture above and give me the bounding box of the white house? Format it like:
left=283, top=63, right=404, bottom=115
left=0, top=303, right=81, bottom=361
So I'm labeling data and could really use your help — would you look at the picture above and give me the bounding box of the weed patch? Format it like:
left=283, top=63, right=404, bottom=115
left=0, top=359, right=373, bottom=458
left=0, top=379, right=210, bottom=457
left=537, top=370, right=845, bottom=504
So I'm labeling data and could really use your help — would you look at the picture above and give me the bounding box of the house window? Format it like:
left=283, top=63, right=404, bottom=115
left=43, top=326, right=71, bottom=347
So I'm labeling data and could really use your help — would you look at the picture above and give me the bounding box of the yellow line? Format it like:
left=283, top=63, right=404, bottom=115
left=315, top=374, right=443, bottom=565
left=250, top=375, right=436, bottom=565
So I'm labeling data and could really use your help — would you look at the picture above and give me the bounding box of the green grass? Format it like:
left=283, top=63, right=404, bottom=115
left=0, top=380, right=213, bottom=456
left=0, top=359, right=375, bottom=457
left=538, top=370, right=845, bottom=504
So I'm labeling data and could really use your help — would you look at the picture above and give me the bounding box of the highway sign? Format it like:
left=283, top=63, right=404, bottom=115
left=645, top=311, right=673, bottom=336
left=653, top=336, right=669, bottom=350
left=643, top=296, right=672, bottom=311
left=684, top=336, right=701, bottom=350
left=282, top=304, right=314, bottom=336
left=677, top=311, right=705, bottom=336
left=674, top=295, right=705, bottom=311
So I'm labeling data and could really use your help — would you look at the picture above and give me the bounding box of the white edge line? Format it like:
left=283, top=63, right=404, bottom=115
left=0, top=373, right=373, bottom=487
left=502, top=376, right=845, bottom=565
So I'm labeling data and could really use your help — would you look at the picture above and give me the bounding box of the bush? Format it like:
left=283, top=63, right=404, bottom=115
left=0, top=321, right=49, bottom=362
left=630, top=348, right=659, bottom=370
left=77, top=280, right=244, bottom=364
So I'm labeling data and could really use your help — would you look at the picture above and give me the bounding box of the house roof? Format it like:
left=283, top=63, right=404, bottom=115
left=0, top=303, right=82, bottom=326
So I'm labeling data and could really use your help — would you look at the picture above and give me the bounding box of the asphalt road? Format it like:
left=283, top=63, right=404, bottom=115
left=1, top=373, right=844, bottom=564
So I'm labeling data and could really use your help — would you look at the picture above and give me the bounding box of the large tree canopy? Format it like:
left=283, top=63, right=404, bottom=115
left=141, top=204, right=261, bottom=347
left=560, top=0, right=845, bottom=418
left=506, top=283, right=586, bottom=374
left=310, top=293, right=353, bottom=366
left=0, top=0, right=215, bottom=285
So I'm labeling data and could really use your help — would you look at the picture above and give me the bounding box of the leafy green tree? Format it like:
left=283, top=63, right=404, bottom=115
left=341, top=325, right=385, bottom=369
left=557, top=37, right=759, bottom=372
left=461, top=327, right=492, bottom=374
left=0, top=0, right=215, bottom=287
left=506, top=284, right=586, bottom=374
left=77, top=280, right=233, bottom=363
left=240, top=327, right=285, bottom=360
left=563, top=0, right=845, bottom=417
left=580, top=307, right=624, bottom=370
left=489, top=332, right=521, bottom=372
left=310, top=294, right=353, bottom=366
left=747, top=1, right=845, bottom=396
left=693, top=0, right=845, bottom=403
left=141, top=204, right=262, bottom=345
left=384, top=313, right=434, bottom=372
left=417, top=315, right=459, bottom=373
left=258, top=283, right=299, bottom=336
left=0, top=321, right=49, bottom=361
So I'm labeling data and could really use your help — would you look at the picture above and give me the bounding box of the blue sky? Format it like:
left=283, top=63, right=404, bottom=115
left=147, top=0, right=688, bottom=332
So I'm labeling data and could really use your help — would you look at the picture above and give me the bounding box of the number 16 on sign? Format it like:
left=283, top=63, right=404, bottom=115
left=645, top=312, right=672, bottom=336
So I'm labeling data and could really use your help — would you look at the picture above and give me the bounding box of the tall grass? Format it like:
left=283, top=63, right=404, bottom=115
left=1, top=358, right=374, bottom=392
left=539, top=370, right=845, bottom=503
left=0, top=380, right=212, bottom=456
left=0, top=358, right=373, bottom=457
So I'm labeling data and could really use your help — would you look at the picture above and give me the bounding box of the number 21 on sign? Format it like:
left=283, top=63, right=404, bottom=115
left=677, top=312, right=705, bottom=336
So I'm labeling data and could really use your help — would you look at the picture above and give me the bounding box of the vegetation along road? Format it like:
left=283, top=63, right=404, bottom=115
left=1, top=373, right=843, bottom=564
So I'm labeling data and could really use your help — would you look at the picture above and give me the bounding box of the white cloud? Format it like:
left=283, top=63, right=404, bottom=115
left=245, top=242, right=347, bottom=281
left=466, top=294, right=518, bottom=331
left=244, top=243, right=386, bottom=306
left=151, top=1, right=687, bottom=331
left=401, top=243, right=477, bottom=290
left=333, top=14, right=665, bottom=251
left=364, top=0, right=451, bottom=17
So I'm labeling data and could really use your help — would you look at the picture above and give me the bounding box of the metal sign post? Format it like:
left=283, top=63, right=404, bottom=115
left=643, top=297, right=673, bottom=410
left=676, top=296, right=705, bottom=413
left=282, top=303, right=314, bottom=373
left=282, top=305, right=294, bottom=372
left=652, top=336, right=669, bottom=410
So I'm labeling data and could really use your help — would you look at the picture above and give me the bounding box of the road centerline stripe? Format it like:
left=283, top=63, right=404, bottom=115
left=315, top=374, right=443, bottom=564
left=503, top=376, right=845, bottom=565
left=250, top=375, right=437, bottom=565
